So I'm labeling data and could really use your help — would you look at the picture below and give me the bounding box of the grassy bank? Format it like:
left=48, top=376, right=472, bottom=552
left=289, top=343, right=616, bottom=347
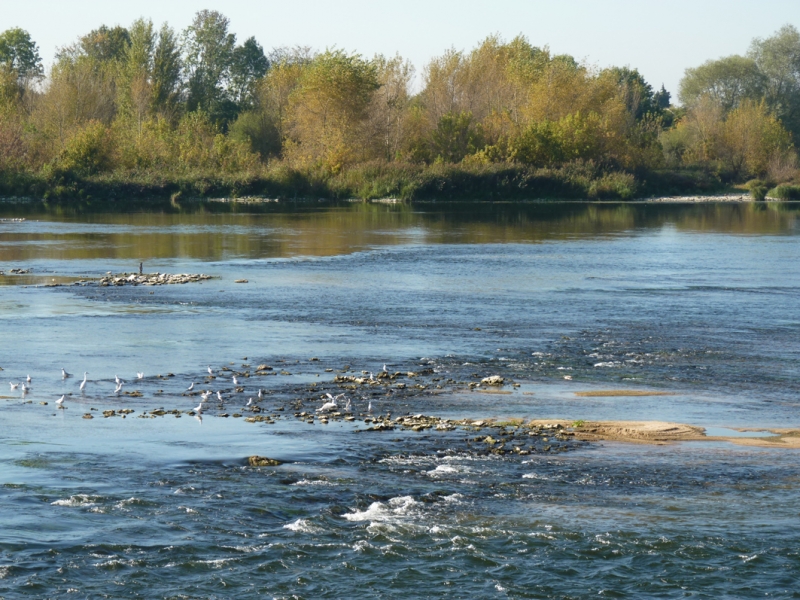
left=0, top=162, right=729, bottom=205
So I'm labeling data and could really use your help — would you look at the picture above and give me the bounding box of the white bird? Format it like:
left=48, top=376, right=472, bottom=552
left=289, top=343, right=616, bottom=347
left=201, top=390, right=211, bottom=401
left=207, top=366, right=213, bottom=376
left=368, top=401, right=372, bottom=413
left=257, top=389, right=263, bottom=399
left=246, top=397, right=253, bottom=407
left=344, top=398, right=352, bottom=412
left=80, top=372, right=88, bottom=392
left=137, top=372, right=144, bottom=380
left=216, top=391, right=223, bottom=402
left=114, top=382, right=123, bottom=395
left=193, top=402, right=204, bottom=414
left=21, top=383, right=29, bottom=393
left=9, top=382, right=19, bottom=390
left=317, top=397, right=338, bottom=412
left=26, top=374, right=31, bottom=384
left=62, top=368, right=72, bottom=379
left=115, top=374, right=122, bottom=385
left=186, top=382, right=195, bottom=392
left=56, top=395, right=65, bottom=407
left=232, top=375, right=239, bottom=386
left=383, top=364, right=388, bottom=373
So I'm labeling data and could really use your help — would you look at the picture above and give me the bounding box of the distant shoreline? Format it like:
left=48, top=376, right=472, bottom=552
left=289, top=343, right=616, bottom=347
left=0, top=193, right=767, bottom=206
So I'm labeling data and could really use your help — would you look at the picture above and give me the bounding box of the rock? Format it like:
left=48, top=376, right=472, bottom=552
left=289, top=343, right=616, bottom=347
left=234, top=279, right=249, bottom=284
left=83, top=414, right=93, bottom=419
left=248, top=455, right=282, bottom=467
left=481, top=376, right=505, bottom=386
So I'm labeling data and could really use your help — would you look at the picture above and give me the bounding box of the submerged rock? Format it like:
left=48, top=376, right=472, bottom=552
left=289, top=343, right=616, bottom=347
left=248, top=455, right=282, bottom=467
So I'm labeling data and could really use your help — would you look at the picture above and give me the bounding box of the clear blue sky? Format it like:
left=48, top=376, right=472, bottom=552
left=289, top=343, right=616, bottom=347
left=4, top=0, right=800, bottom=101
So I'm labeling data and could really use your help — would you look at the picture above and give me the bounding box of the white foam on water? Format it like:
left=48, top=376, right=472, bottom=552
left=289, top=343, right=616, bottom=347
left=283, top=518, right=321, bottom=534
left=343, top=495, right=421, bottom=523
left=292, top=479, right=337, bottom=487
left=51, top=494, right=101, bottom=508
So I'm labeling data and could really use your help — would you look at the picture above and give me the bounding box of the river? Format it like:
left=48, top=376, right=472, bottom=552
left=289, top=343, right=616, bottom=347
left=0, top=200, right=798, bottom=598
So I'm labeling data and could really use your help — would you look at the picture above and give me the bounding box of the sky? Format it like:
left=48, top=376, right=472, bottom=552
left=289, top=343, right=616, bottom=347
left=3, top=0, right=800, bottom=101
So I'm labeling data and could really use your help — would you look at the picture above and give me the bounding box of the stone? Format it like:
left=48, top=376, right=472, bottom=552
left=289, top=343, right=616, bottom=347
left=248, top=455, right=282, bottom=467
left=481, top=376, right=505, bottom=386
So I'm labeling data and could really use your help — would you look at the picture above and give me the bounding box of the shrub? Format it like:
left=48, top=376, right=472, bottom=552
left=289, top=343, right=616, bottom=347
left=769, top=183, right=800, bottom=200
left=746, top=179, right=768, bottom=200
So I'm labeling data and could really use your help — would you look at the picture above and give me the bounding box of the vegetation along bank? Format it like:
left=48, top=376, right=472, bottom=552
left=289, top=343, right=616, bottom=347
left=2, top=14, right=800, bottom=202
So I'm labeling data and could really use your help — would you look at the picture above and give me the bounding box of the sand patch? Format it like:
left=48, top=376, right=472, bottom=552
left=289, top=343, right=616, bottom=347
left=526, top=419, right=800, bottom=448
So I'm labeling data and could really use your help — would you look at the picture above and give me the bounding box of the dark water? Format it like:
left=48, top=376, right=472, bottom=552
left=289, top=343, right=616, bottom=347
left=1, top=201, right=799, bottom=598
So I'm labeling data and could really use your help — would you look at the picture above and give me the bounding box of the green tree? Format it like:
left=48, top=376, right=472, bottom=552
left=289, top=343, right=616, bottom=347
left=748, top=24, right=800, bottom=137
left=679, top=55, right=765, bottom=111
left=230, top=37, right=269, bottom=109
left=78, top=26, right=131, bottom=63
left=152, top=24, right=182, bottom=118
left=0, top=28, right=43, bottom=80
left=183, top=10, right=236, bottom=121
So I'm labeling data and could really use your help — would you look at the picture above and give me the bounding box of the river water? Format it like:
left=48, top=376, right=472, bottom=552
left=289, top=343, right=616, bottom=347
left=0, top=201, right=799, bottom=598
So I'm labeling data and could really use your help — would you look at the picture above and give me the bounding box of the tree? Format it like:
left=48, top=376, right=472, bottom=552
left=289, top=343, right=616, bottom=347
left=183, top=10, right=236, bottom=121
left=369, top=54, right=414, bottom=160
left=679, top=55, right=765, bottom=112
left=152, top=24, right=182, bottom=118
left=286, top=50, right=379, bottom=171
left=77, top=26, right=131, bottom=63
left=0, top=28, right=43, bottom=80
left=748, top=24, right=800, bottom=137
left=230, top=37, right=269, bottom=109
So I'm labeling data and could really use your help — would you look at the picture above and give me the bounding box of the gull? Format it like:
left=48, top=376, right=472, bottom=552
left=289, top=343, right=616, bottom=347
left=344, top=398, right=352, bottom=413
left=186, top=382, right=195, bottom=392
left=80, top=372, right=88, bottom=392
left=216, top=391, right=223, bottom=402
left=194, top=414, right=203, bottom=425
left=62, top=368, right=72, bottom=379
left=232, top=375, right=239, bottom=386
left=201, top=390, right=211, bottom=401
left=382, top=364, right=388, bottom=373
left=115, top=374, right=122, bottom=385
left=317, top=396, right=338, bottom=412
left=137, top=372, right=144, bottom=380
left=207, top=366, right=213, bottom=376
left=257, top=389, right=263, bottom=399
left=193, top=402, right=204, bottom=414
left=56, top=395, right=65, bottom=408
left=368, top=401, right=372, bottom=413
left=26, top=375, right=31, bottom=384
left=114, top=382, right=123, bottom=395
left=21, top=383, right=29, bottom=393
left=9, top=382, right=19, bottom=390
left=246, top=398, right=253, bottom=407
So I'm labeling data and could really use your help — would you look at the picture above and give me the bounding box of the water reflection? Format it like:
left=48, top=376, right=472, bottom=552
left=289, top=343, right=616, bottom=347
left=0, top=201, right=798, bottom=263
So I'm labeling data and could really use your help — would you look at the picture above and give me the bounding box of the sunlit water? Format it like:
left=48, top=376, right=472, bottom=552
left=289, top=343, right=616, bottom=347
left=1, top=201, right=799, bottom=598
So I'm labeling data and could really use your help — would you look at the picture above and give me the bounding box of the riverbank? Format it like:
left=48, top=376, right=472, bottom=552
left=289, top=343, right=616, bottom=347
left=0, top=162, right=734, bottom=204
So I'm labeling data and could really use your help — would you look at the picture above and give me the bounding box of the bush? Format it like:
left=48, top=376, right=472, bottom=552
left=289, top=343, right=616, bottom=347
left=769, top=183, right=800, bottom=200
left=746, top=179, right=768, bottom=201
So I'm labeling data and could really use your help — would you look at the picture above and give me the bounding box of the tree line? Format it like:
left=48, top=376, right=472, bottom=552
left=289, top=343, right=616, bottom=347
left=1, top=12, right=799, bottom=200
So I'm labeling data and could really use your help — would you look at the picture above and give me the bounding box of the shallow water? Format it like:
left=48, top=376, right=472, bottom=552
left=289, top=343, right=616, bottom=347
left=1, top=200, right=800, bottom=598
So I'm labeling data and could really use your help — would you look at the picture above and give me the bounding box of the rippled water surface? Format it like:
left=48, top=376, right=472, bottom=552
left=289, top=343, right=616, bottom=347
left=1, top=201, right=800, bottom=598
